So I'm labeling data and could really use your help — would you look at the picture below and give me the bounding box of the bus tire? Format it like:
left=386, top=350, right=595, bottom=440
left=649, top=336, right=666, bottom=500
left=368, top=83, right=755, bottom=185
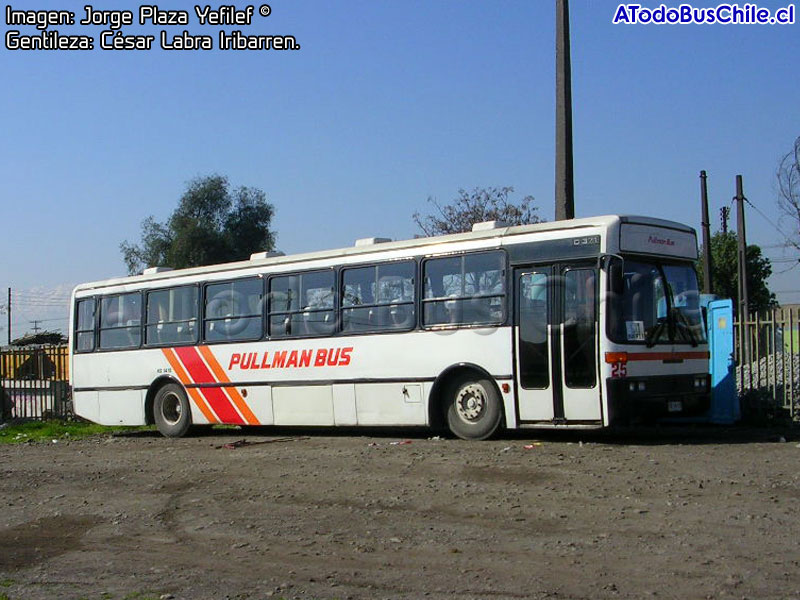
left=445, top=375, right=502, bottom=440
left=153, top=383, right=192, bottom=438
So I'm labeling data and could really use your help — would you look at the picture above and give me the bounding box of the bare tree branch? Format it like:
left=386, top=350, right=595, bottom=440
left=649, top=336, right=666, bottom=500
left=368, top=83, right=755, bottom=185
left=413, top=187, right=543, bottom=237
left=776, top=136, right=800, bottom=248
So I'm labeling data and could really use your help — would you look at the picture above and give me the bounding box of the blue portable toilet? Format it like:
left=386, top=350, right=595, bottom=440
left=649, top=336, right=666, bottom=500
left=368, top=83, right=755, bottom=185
left=704, top=298, right=740, bottom=424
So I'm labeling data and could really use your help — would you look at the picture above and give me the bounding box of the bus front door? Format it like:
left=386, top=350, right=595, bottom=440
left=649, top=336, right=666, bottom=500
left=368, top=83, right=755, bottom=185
left=515, top=265, right=601, bottom=424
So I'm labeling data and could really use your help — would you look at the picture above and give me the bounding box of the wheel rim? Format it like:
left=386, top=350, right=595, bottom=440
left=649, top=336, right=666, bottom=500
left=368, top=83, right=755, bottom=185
left=455, top=383, right=487, bottom=423
left=161, top=392, right=183, bottom=425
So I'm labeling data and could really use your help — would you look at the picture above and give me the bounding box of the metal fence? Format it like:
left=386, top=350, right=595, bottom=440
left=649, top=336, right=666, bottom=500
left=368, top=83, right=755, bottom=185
left=735, top=307, right=800, bottom=421
left=0, top=345, right=71, bottom=421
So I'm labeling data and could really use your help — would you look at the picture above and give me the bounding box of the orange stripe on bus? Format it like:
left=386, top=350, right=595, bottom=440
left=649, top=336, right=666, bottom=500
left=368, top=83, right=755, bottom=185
left=161, top=348, right=219, bottom=424
left=197, top=345, right=260, bottom=425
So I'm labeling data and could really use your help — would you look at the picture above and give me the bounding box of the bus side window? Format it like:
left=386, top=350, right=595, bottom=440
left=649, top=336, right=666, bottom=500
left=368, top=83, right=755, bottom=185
left=204, top=278, right=263, bottom=342
left=268, top=274, right=299, bottom=337
left=99, top=292, right=142, bottom=350
left=342, top=266, right=374, bottom=332
left=146, top=286, right=198, bottom=346
left=75, top=298, right=96, bottom=352
left=270, top=271, right=334, bottom=338
left=423, top=251, right=505, bottom=327
left=302, top=271, right=335, bottom=336
left=342, top=262, right=415, bottom=333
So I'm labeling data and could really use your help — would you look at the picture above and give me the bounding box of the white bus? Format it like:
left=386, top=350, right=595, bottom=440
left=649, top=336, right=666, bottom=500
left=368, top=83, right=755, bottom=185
left=69, top=215, right=710, bottom=440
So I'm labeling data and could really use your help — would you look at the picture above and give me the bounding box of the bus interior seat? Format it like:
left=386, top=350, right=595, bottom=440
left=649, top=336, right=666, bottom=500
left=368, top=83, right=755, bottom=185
left=389, top=304, right=413, bottom=328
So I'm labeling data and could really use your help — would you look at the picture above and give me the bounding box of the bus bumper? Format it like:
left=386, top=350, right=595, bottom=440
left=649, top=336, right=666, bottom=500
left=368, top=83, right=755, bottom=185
left=606, top=374, right=711, bottom=425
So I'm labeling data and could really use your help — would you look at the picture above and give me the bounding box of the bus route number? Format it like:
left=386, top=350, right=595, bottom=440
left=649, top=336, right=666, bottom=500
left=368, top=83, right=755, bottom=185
left=611, top=362, right=627, bottom=378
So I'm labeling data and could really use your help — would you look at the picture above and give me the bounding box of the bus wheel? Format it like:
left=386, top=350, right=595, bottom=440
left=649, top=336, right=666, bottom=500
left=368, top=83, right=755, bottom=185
left=153, top=383, right=192, bottom=438
left=446, top=376, right=502, bottom=440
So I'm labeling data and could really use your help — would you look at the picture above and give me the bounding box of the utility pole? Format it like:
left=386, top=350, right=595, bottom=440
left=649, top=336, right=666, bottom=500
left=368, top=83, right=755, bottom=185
left=735, top=175, right=749, bottom=362
left=554, top=0, right=575, bottom=221
left=6, top=288, right=10, bottom=346
left=700, top=170, right=713, bottom=295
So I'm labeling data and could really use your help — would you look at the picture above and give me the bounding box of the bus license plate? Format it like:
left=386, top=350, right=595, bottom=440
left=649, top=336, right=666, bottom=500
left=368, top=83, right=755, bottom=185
left=667, top=400, right=682, bottom=413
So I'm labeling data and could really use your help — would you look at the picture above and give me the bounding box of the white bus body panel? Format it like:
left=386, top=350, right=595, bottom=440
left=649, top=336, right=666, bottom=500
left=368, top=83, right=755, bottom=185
left=273, top=386, right=333, bottom=426
left=69, top=215, right=707, bottom=432
left=332, top=384, right=357, bottom=425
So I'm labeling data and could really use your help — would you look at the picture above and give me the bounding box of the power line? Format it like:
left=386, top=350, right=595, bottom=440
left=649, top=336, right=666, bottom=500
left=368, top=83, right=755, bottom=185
left=776, top=263, right=800, bottom=275
left=12, top=304, right=69, bottom=309
left=12, top=293, right=70, bottom=299
left=764, top=257, right=800, bottom=264
left=761, top=243, right=797, bottom=249
left=26, top=317, right=68, bottom=323
left=744, top=197, right=800, bottom=252
left=12, top=291, right=71, bottom=297
left=12, top=296, right=71, bottom=302
left=11, top=298, right=69, bottom=305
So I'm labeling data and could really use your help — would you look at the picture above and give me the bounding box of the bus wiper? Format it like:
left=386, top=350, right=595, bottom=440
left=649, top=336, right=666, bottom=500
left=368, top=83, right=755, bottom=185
left=645, top=318, right=668, bottom=348
left=672, top=307, right=699, bottom=347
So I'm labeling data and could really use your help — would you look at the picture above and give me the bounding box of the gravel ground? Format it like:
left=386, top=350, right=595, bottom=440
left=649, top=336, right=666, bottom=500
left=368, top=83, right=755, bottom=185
left=1, top=427, right=800, bottom=600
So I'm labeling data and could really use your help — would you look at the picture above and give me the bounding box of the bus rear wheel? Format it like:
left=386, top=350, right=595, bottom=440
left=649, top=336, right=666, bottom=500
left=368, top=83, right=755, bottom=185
left=445, top=376, right=502, bottom=440
left=153, top=383, right=192, bottom=438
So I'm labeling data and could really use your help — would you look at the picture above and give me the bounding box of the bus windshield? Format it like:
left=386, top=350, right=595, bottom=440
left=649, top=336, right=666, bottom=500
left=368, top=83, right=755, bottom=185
left=608, top=259, right=706, bottom=346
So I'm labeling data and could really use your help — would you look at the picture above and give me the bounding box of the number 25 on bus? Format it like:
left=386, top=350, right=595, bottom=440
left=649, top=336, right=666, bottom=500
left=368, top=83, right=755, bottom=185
left=70, top=215, right=710, bottom=440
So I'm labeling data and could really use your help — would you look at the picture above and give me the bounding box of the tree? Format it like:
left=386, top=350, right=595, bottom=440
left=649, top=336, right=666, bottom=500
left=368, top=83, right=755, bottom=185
left=697, top=231, right=776, bottom=313
left=776, top=135, right=800, bottom=249
left=121, top=175, right=276, bottom=275
left=412, top=187, right=542, bottom=237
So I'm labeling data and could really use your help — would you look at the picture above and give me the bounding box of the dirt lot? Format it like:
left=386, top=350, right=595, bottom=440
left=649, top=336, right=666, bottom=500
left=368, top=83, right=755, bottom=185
left=1, top=426, right=800, bottom=600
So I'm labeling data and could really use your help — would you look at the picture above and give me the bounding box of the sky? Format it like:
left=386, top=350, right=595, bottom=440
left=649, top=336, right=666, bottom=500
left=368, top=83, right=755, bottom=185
left=0, top=0, right=798, bottom=340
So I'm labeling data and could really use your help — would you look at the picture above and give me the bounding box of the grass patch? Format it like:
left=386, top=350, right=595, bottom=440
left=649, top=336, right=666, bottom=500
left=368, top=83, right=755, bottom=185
left=0, top=421, right=153, bottom=445
left=0, top=580, right=12, bottom=588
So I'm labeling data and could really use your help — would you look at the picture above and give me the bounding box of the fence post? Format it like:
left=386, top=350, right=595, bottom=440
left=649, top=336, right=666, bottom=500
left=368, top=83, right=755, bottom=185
left=791, top=308, right=797, bottom=420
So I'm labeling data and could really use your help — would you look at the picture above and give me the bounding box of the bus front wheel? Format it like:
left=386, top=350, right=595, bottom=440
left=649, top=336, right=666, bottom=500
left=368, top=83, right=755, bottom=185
left=446, top=376, right=502, bottom=440
left=153, top=383, right=192, bottom=438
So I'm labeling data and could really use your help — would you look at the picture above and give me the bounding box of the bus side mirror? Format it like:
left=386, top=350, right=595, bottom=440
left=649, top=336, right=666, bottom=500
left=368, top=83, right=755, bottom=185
left=599, top=253, right=624, bottom=271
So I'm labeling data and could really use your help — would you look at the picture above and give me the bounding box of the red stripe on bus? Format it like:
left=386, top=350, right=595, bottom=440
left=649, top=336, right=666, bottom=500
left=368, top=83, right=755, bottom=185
left=197, top=346, right=260, bottom=426
left=626, top=351, right=710, bottom=361
left=161, top=348, right=219, bottom=424
left=173, top=347, right=245, bottom=425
